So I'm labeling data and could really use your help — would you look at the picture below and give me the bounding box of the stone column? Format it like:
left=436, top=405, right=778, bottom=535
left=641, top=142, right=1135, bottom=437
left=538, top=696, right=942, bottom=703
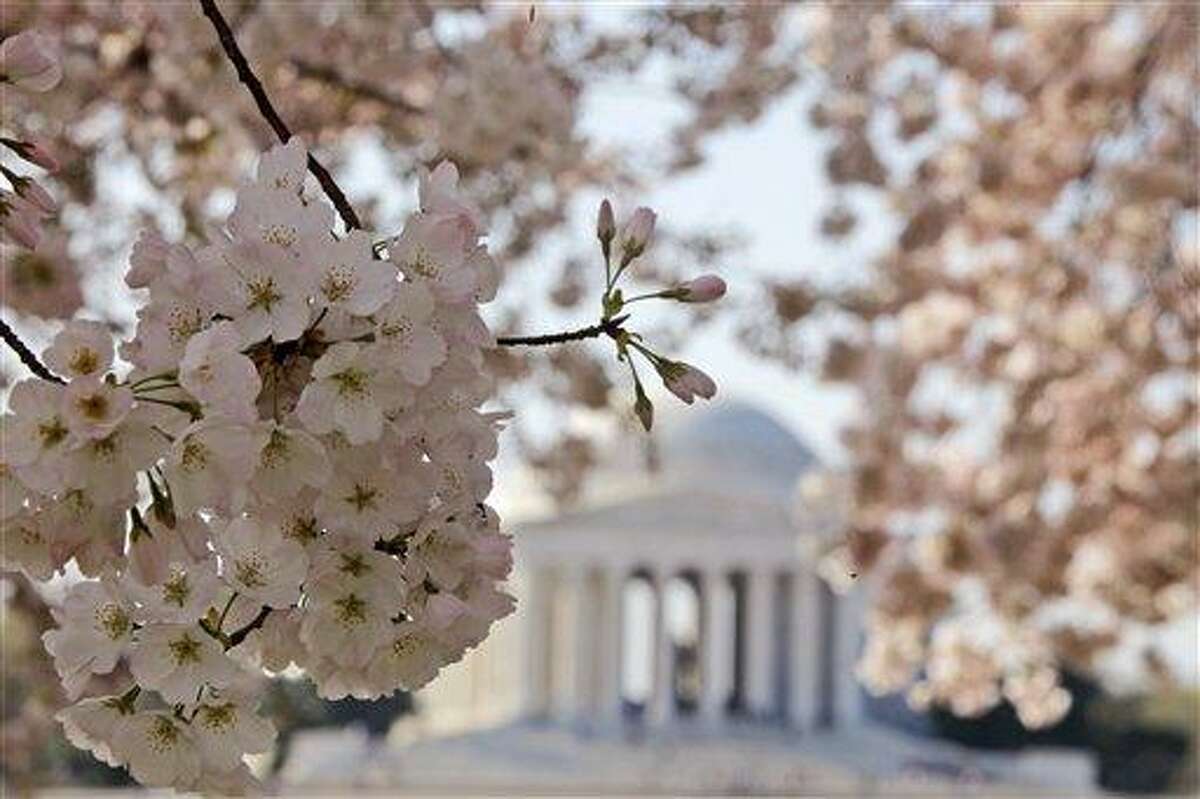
left=744, top=567, right=775, bottom=718
left=788, top=568, right=821, bottom=731
left=699, top=568, right=731, bottom=724
left=573, top=567, right=599, bottom=724
left=598, top=565, right=625, bottom=726
left=647, top=569, right=675, bottom=727
left=553, top=565, right=594, bottom=723
left=833, top=587, right=865, bottom=727
left=522, top=563, right=552, bottom=719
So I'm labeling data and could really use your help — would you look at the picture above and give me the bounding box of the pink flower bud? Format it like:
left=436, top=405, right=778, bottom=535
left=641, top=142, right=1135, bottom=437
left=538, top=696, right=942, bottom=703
left=0, top=30, right=62, bottom=93
left=21, top=140, right=59, bottom=172
left=15, top=176, right=56, bottom=215
left=1, top=194, right=43, bottom=250
left=660, top=361, right=717, bottom=405
left=597, top=199, right=615, bottom=244
left=618, top=206, right=656, bottom=264
left=677, top=274, right=726, bottom=303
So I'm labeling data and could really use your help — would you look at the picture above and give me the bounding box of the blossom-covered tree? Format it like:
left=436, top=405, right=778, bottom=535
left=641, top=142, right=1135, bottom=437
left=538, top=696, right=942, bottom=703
left=1, top=1, right=1196, bottom=791
left=738, top=2, right=1197, bottom=728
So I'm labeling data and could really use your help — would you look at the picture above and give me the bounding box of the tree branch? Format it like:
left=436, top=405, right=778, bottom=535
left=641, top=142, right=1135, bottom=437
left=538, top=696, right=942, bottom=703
left=198, top=0, right=363, bottom=232
left=495, top=315, right=628, bottom=347
left=227, top=605, right=272, bottom=648
left=0, top=317, right=62, bottom=383
left=292, top=58, right=421, bottom=114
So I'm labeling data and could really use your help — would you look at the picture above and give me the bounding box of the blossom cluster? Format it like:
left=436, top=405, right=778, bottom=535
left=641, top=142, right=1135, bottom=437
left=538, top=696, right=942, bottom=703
left=2, top=139, right=514, bottom=791
left=1, top=30, right=62, bottom=251
left=754, top=3, right=1198, bottom=728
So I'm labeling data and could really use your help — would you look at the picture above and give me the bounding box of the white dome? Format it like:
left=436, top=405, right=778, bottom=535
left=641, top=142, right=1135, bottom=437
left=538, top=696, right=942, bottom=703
left=657, top=402, right=817, bottom=497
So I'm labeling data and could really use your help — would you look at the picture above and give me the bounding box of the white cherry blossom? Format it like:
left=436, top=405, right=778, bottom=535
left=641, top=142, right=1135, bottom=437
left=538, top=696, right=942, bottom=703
left=162, top=418, right=268, bottom=515
left=215, top=516, right=308, bottom=608
left=62, top=377, right=134, bottom=443
left=0, top=509, right=56, bottom=579
left=255, top=135, right=307, bottom=197
left=296, top=341, right=410, bottom=444
left=228, top=176, right=332, bottom=263
left=43, top=319, right=114, bottom=379
left=128, top=622, right=240, bottom=704
left=366, top=621, right=447, bottom=692
left=189, top=689, right=276, bottom=770
left=205, top=238, right=316, bottom=344
left=314, top=444, right=430, bottom=537
left=390, top=213, right=477, bottom=304
left=0, top=457, right=31, bottom=519
left=5, top=378, right=70, bottom=491
left=179, top=320, right=262, bottom=420
left=123, top=546, right=222, bottom=624
left=250, top=422, right=331, bottom=502
left=42, top=579, right=135, bottom=699
left=373, top=281, right=447, bottom=385
left=56, top=696, right=130, bottom=768
left=59, top=411, right=162, bottom=503
left=121, top=243, right=219, bottom=372
left=115, top=711, right=202, bottom=789
left=313, top=229, right=396, bottom=316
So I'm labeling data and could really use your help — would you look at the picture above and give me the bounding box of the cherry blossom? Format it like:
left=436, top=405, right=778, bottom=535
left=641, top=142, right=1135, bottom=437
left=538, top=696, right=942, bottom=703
left=116, top=711, right=203, bottom=789
left=42, top=579, right=135, bottom=699
left=296, top=341, right=411, bottom=445
left=0, top=30, right=62, bottom=92
left=215, top=517, right=308, bottom=608
left=178, top=321, right=263, bottom=421
left=128, top=623, right=241, bottom=705
left=43, top=320, right=114, bottom=379
left=163, top=418, right=269, bottom=516
left=373, top=282, right=447, bottom=385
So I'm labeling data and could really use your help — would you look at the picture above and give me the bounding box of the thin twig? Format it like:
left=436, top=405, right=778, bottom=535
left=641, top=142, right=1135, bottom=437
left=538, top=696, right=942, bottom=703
left=0, top=317, right=62, bottom=383
left=495, top=315, right=628, bottom=347
left=198, top=0, right=363, bottom=232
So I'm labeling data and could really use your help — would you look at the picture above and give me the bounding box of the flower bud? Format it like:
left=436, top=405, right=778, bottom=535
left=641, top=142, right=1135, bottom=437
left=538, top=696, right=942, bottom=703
left=597, top=199, right=615, bottom=259
left=21, top=140, right=60, bottom=172
left=1, top=138, right=60, bottom=172
left=618, top=207, right=656, bottom=265
left=676, top=274, right=726, bottom=303
left=13, top=176, right=57, bottom=215
left=658, top=360, right=717, bottom=405
left=633, top=381, right=654, bottom=431
left=0, top=31, right=62, bottom=93
left=1, top=193, right=42, bottom=250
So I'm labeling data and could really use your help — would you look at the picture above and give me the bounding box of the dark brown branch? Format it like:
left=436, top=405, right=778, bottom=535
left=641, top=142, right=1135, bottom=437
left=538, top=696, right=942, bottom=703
left=495, top=315, right=628, bottom=347
left=0, top=317, right=62, bottom=383
left=292, top=58, right=420, bottom=114
left=198, top=0, right=363, bottom=232
left=227, top=605, right=272, bottom=647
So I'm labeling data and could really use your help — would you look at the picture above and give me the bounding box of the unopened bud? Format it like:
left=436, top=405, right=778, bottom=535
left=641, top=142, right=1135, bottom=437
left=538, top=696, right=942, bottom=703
left=1, top=138, right=60, bottom=172
left=618, top=207, right=656, bottom=266
left=597, top=199, right=615, bottom=260
left=11, top=175, right=56, bottom=215
left=675, top=274, right=726, bottom=303
left=1, top=193, right=42, bottom=250
left=658, top=359, right=717, bottom=405
left=21, top=140, right=59, bottom=172
left=634, top=381, right=654, bottom=431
